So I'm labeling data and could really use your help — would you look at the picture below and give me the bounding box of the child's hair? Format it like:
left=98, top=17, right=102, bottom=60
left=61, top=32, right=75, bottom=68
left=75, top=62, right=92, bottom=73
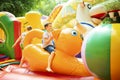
left=44, top=22, right=52, bottom=29
left=26, top=26, right=32, bottom=31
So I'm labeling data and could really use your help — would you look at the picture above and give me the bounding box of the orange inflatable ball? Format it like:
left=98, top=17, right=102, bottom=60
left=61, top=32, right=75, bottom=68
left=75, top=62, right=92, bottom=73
left=21, top=28, right=91, bottom=76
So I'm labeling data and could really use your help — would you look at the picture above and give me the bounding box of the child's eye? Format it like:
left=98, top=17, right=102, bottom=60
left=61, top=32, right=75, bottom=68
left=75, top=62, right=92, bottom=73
left=71, top=30, right=77, bottom=36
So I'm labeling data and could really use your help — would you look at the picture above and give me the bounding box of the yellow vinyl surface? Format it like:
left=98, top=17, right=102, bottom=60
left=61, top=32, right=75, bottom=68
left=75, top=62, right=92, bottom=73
left=111, top=24, right=120, bottom=80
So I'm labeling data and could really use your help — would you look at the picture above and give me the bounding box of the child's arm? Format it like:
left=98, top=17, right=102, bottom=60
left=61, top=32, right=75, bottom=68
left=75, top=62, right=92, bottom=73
left=12, top=36, right=21, bottom=48
left=44, top=33, right=53, bottom=45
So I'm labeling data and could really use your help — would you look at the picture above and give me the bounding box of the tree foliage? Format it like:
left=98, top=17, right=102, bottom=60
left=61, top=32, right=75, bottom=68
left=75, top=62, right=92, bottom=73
left=0, top=0, right=35, bottom=17
left=33, top=0, right=57, bottom=16
left=0, top=0, right=69, bottom=17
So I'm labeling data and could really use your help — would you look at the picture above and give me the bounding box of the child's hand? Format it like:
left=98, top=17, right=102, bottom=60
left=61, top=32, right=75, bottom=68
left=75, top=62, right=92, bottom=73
left=50, top=32, right=53, bottom=39
left=50, top=28, right=53, bottom=32
left=50, top=35, right=53, bottom=40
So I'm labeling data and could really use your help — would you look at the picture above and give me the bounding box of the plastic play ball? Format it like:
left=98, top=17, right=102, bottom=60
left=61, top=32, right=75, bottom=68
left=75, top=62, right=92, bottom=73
left=81, top=24, right=120, bottom=80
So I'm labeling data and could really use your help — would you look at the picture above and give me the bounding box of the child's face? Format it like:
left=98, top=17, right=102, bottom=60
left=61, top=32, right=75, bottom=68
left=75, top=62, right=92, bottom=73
left=46, top=24, right=52, bottom=31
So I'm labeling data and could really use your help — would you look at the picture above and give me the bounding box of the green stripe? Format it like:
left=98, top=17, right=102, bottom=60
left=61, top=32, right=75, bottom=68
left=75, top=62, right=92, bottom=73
left=85, top=24, right=111, bottom=80
left=0, top=15, right=15, bottom=58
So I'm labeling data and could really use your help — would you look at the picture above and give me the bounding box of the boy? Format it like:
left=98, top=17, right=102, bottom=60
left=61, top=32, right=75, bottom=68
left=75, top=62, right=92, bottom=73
left=42, top=22, right=55, bottom=72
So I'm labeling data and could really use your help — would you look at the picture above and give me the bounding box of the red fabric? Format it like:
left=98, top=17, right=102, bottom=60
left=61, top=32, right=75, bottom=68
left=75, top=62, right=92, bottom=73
left=13, top=20, right=22, bottom=60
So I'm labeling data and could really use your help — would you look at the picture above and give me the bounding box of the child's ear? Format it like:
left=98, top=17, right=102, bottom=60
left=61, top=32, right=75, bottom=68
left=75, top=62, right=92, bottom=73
left=52, top=29, right=61, bottom=40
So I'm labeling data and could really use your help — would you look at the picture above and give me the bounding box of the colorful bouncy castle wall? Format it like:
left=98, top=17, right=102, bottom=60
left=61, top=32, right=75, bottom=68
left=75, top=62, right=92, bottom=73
left=0, top=12, right=21, bottom=60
